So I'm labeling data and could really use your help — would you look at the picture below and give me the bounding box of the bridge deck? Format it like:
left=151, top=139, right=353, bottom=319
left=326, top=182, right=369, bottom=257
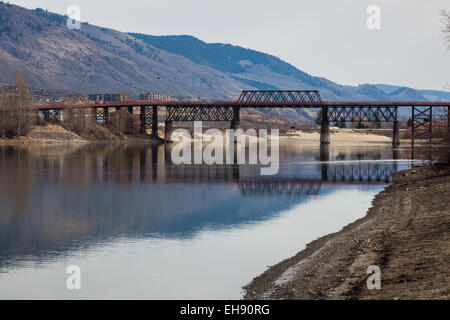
left=31, top=100, right=450, bottom=110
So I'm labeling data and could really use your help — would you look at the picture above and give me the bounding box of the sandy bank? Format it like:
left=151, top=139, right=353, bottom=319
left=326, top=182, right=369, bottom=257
left=282, top=129, right=394, bottom=146
left=169, top=128, right=396, bottom=146
left=244, top=166, right=450, bottom=300
left=0, top=124, right=163, bottom=145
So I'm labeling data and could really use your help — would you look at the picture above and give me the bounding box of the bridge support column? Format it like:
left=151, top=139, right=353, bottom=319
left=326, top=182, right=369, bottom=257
left=43, top=109, right=61, bottom=123
left=152, top=106, right=158, bottom=137
left=164, top=121, right=173, bottom=142
left=230, top=107, right=240, bottom=144
left=230, top=107, right=240, bottom=130
left=128, top=106, right=134, bottom=115
left=320, top=107, right=330, bottom=145
left=392, top=120, right=400, bottom=147
left=36, top=110, right=41, bottom=124
left=140, top=106, right=146, bottom=134
left=42, top=110, right=50, bottom=122
left=103, top=107, right=109, bottom=124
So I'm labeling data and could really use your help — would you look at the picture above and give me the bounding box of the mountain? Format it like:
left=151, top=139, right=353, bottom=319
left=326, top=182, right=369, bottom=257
left=388, top=87, right=428, bottom=101
left=129, top=34, right=394, bottom=102
left=131, top=35, right=450, bottom=105
left=0, top=2, right=244, bottom=100
left=375, top=84, right=450, bottom=102
left=0, top=2, right=448, bottom=124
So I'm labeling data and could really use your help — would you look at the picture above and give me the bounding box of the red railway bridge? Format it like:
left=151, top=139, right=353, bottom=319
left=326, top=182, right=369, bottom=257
left=31, top=90, right=450, bottom=148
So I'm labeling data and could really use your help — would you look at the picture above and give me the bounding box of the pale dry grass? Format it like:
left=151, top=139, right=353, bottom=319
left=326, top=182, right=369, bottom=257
left=283, top=129, right=392, bottom=145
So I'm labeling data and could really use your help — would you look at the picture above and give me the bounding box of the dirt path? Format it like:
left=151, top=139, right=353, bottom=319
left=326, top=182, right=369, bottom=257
left=244, top=166, right=450, bottom=300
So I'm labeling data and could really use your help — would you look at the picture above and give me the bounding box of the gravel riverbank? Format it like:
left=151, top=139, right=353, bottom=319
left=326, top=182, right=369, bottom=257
left=244, top=166, right=450, bottom=300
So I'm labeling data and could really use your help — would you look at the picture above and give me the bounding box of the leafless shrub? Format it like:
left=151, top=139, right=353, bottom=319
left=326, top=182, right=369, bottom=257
left=434, top=127, right=450, bottom=168
left=109, top=109, right=140, bottom=135
left=61, top=91, right=94, bottom=134
left=0, top=70, right=34, bottom=138
left=63, top=107, right=93, bottom=134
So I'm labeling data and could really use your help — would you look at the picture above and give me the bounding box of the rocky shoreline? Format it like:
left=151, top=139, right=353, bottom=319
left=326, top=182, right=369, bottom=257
left=0, top=124, right=164, bottom=145
left=244, top=166, right=450, bottom=300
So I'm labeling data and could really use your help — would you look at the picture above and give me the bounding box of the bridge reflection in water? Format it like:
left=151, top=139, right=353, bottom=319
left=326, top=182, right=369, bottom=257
left=0, top=143, right=414, bottom=270
left=11, top=144, right=399, bottom=188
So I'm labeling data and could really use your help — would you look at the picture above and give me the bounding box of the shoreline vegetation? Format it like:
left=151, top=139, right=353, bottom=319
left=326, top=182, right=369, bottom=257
left=244, top=165, right=450, bottom=300
left=0, top=123, right=164, bottom=145
left=1, top=123, right=409, bottom=146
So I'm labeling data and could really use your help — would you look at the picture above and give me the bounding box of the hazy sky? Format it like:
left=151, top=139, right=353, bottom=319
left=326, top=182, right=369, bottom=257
left=8, top=0, right=450, bottom=90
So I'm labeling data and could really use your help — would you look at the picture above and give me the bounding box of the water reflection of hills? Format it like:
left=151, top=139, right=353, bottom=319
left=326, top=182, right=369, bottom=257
left=0, top=144, right=411, bottom=267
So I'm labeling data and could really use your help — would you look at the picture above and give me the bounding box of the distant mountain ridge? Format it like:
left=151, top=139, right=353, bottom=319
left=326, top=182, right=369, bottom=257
left=0, top=2, right=448, bottom=124
left=128, top=34, right=321, bottom=86
left=129, top=34, right=450, bottom=103
left=375, top=84, right=450, bottom=101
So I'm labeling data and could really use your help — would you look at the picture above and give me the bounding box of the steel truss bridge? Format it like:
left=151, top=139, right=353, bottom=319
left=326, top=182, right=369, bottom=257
left=20, top=90, right=450, bottom=148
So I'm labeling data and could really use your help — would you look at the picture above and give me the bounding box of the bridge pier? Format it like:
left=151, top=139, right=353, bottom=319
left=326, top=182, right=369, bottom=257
left=139, top=106, right=146, bottom=134
left=152, top=106, right=158, bottom=137
left=164, top=120, right=174, bottom=142
left=230, top=107, right=240, bottom=143
left=139, top=106, right=159, bottom=136
left=95, top=107, right=109, bottom=124
left=392, top=120, right=400, bottom=147
left=320, top=107, right=330, bottom=145
left=42, top=109, right=62, bottom=123
left=230, top=107, right=240, bottom=130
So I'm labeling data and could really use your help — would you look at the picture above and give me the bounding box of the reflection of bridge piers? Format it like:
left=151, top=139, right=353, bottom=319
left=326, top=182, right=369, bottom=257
left=0, top=144, right=405, bottom=205
left=320, top=107, right=330, bottom=145
left=320, top=145, right=330, bottom=181
left=33, top=144, right=401, bottom=188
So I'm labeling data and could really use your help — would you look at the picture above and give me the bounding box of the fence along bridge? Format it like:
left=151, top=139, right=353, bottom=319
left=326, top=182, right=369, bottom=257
left=34, top=90, right=450, bottom=148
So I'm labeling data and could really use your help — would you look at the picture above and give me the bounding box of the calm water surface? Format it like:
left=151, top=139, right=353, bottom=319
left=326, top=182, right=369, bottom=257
left=0, top=143, right=418, bottom=299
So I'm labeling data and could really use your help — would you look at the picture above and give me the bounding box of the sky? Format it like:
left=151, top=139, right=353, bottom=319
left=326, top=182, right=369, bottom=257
left=7, top=0, right=450, bottom=90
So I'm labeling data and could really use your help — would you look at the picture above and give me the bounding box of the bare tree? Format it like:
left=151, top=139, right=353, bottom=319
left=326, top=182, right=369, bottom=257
left=62, top=90, right=93, bottom=134
left=437, top=10, right=450, bottom=166
left=11, top=70, right=33, bottom=135
left=0, top=70, right=34, bottom=138
left=0, top=87, right=6, bottom=137
left=442, top=9, right=450, bottom=49
left=443, top=10, right=450, bottom=93
left=109, top=109, right=140, bottom=135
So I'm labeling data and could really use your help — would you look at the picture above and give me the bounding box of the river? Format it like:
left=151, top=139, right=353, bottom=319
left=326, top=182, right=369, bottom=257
left=0, top=143, right=418, bottom=299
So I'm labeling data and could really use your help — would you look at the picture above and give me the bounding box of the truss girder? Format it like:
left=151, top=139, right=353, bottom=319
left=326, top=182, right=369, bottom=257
left=327, top=106, right=398, bottom=122
left=95, top=107, right=109, bottom=124
left=42, top=109, right=61, bottom=123
left=412, top=106, right=432, bottom=140
left=166, top=106, right=235, bottom=122
left=142, top=106, right=155, bottom=127
left=238, top=90, right=323, bottom=104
